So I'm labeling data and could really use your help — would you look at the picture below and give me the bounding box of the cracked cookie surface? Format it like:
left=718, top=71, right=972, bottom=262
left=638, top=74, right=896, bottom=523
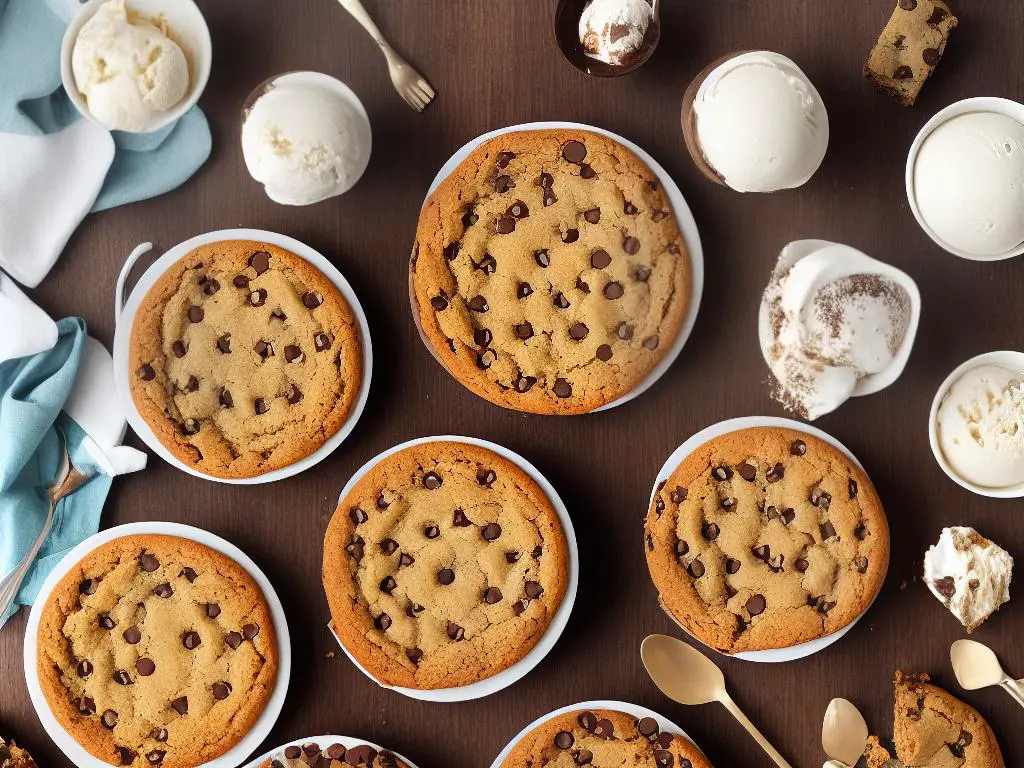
left=499, top=708, right=713, bottom=768
left=411, top=129, right=691, bottom=415
left=36, top=534, right=278, bottom=768
left=129, top=240, right=362, bottom=478
left=323, top=441, right=568, bottom=688
left=645, top=426, right=890, bottom=653
left=258, top=740, right=410, bottom=768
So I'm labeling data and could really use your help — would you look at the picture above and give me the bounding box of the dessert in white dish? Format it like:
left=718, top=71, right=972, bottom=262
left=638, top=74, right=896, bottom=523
left=578, top=0, right=653, bottom=66
left=923, top=527, right=1013, bottom=632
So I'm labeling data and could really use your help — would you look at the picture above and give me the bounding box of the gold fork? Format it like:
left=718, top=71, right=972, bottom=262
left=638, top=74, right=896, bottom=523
left=336, top=0, right=436, bottom=112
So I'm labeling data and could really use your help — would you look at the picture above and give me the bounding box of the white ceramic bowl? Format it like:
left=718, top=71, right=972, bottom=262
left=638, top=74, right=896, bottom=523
left=423, top=121, right=705, bottom=413
left=61, top=0, right=212, bottom=134
left=649, top=416, right=879, bottom=663
left=928, top=350, right=1024, bottom=498
left=243, top=735, right=421, bottom=768
left=327, top=435, right=579, bottom=702
left=488, top=700, right=708, bottom=768
left=906, top=97, right=1024, bottom=261
left=111, top=229, right=373, bottom=484
left=23, top=522, right=291, bottom=768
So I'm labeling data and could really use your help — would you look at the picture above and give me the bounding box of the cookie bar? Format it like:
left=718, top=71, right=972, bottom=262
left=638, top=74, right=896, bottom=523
left=865, top=0, right=958, bottom=106
left=645, top=427, right=890, bottom=653
left=129, top=240, right=363, bottom=478
left=36, top=535, right=278, bottom=768
left=499, top=708, right=714, bottom=768
left=323, top=441, right=568, bottom=689
left=259, top=741, right=409, bottom=768
left=411, top=129, right=691, bottom=415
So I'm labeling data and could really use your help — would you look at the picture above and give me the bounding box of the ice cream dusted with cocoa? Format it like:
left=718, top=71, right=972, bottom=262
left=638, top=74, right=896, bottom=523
left=759, top=240, right=920, bottom=420
left=924, top=527, right=1013, bottom=632
left=578, top=0, right=654, bottom=66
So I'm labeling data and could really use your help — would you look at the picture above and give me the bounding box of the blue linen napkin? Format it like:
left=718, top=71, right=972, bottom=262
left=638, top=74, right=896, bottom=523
left=0, top=0, right=211, bottom=211
left=0, top=318, right=114, bottom=627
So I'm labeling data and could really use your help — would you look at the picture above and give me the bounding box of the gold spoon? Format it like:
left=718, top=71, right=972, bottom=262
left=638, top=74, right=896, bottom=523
left=640, top=634, right=794, bottom=768
left=822, top=698, right=869, bottom=768
left=951, top=639, right=1024, bottom=709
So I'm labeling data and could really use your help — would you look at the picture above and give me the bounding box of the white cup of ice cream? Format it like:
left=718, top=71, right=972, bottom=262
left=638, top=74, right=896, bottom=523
left=907, top=97, right=1024, bottom=261
left=929, top=351, right=1024, bottom=498
left=61, top=0, right=211, bottom=134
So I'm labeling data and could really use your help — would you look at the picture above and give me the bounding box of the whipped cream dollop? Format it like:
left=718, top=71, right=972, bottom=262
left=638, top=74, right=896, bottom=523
left=578, top=0, right=653, bottom=66
left=937, top=364, right=1024, bottom=488
left=72, top=0, right=190, bottom=133
left=923, top=527, right=1013, bottom=632
left=759, top=241, right=919, bottom=420
left=242, top=73, right=372, bottom=206
left=693, top=51, right=829, bottom=192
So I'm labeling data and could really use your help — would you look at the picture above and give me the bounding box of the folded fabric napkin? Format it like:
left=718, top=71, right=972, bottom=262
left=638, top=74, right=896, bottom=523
left=0, top=0, right=212, bottom=287
left=0, top=313, right=147, bottom=628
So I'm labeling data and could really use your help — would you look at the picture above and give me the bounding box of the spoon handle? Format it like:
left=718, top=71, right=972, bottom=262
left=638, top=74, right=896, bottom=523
left=1000, top=679, right=1024, bottom=710
left=720, top=692, right=795, bottom=768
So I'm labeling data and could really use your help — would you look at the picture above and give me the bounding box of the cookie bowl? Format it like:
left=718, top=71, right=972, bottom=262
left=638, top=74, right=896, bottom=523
left=112, top=229, right=372, bottom=484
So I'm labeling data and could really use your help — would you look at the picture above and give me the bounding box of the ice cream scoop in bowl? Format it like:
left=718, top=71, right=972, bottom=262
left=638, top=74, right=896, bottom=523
left=61, top=0, right=211, bottom=134
left=554, top=0, right=661, bottom=77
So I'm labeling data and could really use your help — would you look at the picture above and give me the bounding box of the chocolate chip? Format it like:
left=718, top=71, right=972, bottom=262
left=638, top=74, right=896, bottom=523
left=675, top=540, right=689, bottom=559
left=380, top=576, right=397, bottom=594
left=820, top=521, right=837, bottom=541
left=211, top=681, right=231, bottom=700
left=215, top=387, right=232, bottom=409
left=145, top=750, right=166, bottom=765
left=182, top=630, right=201, bottom=650
left=538, top=172, right=554, bottom=189
left=576, top=277, right=590, bottom=293
left=653, top=750, right=674, bottom=768
left=580, top=164, right=596, bottom=179
left=171, top=340, right=187, bottom=358
left=347, top=746, right=379, bottom=766
left=424, top=524, right=440, bottom=539
left=437, top=568, right=455, bottom=585
left=553, top=378, right=572, bottom=398
left=553, top=292, right=570, bottom=309
left=407, top=602, right=425, bottom=617
left=634, top=265, right=652, bottom=282
left=494, top=175, right=515, bottom=193
left=477, top=349, right=497, bottom=369
left=590, top=249, right=611, bottom=269
left=154, top=582, right=173, bottom=598
left=746, top=594, right=767, bottom=617
left=187, top=306, right=204, bottom=323
left=624, top=200, right=639, bottom=215
left=201, top=277, right=220, bottom=296
left=752, top=544, right=771, bottom=562
left=447, top=508, right=470, bottom=528
left=113, top=669, right=133, bottom=685
left=810, top=486, right=832, bottom=509
left=670, top=486, right=688, bottom=503
left=254, top=340, right=274, bottom=359
left=592, top=719, right=614, bottom=739
left=314, top=332, right=332, bottom=351
left=766, top=463, right=785, bottom=483
left=508, top=200, right=529, bottom=219
left=726, top=558, right=741, bottom=574
left=496, top=216, right=516, bottom=234
left=399, top=553, right=415, bottom=567
left=561, top=228, right=580, bottom=244
left=496, top=151, right=516, bottom=168
left=516, top=282, right=533, bottom=299
left=101, top=709, right=118, bottom=729
left=137, top=364, right=155, bottom=381
left=848, top=479, right=858, bottom=498
left=203, top=603, right=221, bottom=620
left=562, top=140, right=587, bottom=163
left=737, top=462, right=756, bottom=481
left=642, top=335, right=660, bottom=350
left=478, top=468, right=497, bottom=487
left=150, top=728, right=168, bottom=742
left=688, top=560, right=705, bottom=578
left=76, top=659, right=93, bottom=678
left=249, top=251, right=270, bottom=274
left=242, top=622, right=260, bottom=639
left=225, top=632, right=243, bottom=649
left=623, top=236, right=641, bottom=255
left=525, top=580, right=544, bottom=598
left=855, top=556, right=869, bottom=574
left=346, top=537, right=365, bottom=562
left=794, top=557, right=810, bottom=574
left=578, top=712, right=598, bottom=731
left=568, top=322, right=589, bottom=340
left=899, top=0, right=917, bottom=8
left=506, top=550, right=521, bottom=563
left=515, top=321, right=534, bottom=340
left=894, top=65, right=913, bottom=80
left=790, top=439, right=807, bottom=456
left=182, top=375, right=199, bottom=394
left=583, top=208, right=601, bottom=224
left=136, top=658, right=156, bottom=677
left=483, top=587, right=503, bottom=604
left=74, top=696, right=96, bottom=715
left=98, top=614, right=116, bottom=629
left=170, top=696, right=188, bottom=715
left=232, top=274, right=250, bottom=289
left=855, top=523, right=868, bottom=540
left=249, top=288, right=267, bottom=307
left=780, top=508, right=796, bottom=525
left=637, top=716, right=659, bottom=739
left=406, top=648, right=423, bottom=665
left=652, top=209, right=669, bottom=222
left=468, top=295, right=489, bottom=313
left=447, top=621, right=465, bottom=641
left=512, top=372, right=538, bottom=392
left=554, top=731, right=574, bottom=749
left=616, top=323, right=635, bottom=341
left=702, top=522, right=720, bottom=541
left=123, top=626, right=141, bottom=644
left=116, top=747, right=137, bottom=766
left=603, top=281, right=624, bottom=299
left=285, top=747, right=302, bottom=760
left=544, top=188, right=558, bottom=206
left=138, top=552, right=159, bottom=572
left=720, top=497, right=736, bottom=510
left=596, top=344, right=612, bottom=361
left=254, top=397, right=269, bottom=415
left=574, top=749, right=594, bottom=765
left=922, top=47, right=941, bottom=66
left=302, top=291, right=323, bottom=309
left=482, top=522, right=502, bottom=541
left=474, top=254, right=498, bottom=274
left=712, top=466, right=734, bottom=481
left=935, top=576, right=956, bottom=598
left=926, top=7, right=947, bottom=24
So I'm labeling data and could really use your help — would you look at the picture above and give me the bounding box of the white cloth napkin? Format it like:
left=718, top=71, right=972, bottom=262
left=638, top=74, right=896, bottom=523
left=0, top=272, right=58, bottom=362
left=0, top=120, right=114, bottom=288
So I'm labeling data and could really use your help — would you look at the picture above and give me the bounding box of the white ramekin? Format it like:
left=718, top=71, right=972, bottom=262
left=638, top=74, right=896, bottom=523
left=649, top=416, right=880, bottom=663
left=488, top=700, right=708, bottom=768
left=421, top=121, right=705, bottom=413
left=111, top=228, right=373, bottom=484
left=906, top=97, right=1024, bottom=261
left=243, top=735, right=421, bottom=768
left=928, top=350, right=1024, bottom=498
left=23, top=522, right=291, bottom=768
left=326, top=435, right=579, bottom=702
left=61, top=0, right=212, bottom=134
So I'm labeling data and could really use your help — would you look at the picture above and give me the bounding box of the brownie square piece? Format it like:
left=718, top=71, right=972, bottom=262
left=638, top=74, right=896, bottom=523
left=865, top=0, right=958, bottom=106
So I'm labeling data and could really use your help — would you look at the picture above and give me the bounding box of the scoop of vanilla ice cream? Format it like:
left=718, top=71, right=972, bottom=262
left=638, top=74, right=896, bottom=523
left=242, top=76, right=372, bottom=206
left=72, top=0, right=189, bottom=133
left=923, top=527, right=1013, bottom=632
left=914, top=112, right=1024, bottom=257
left=578, top=0, right=652, bottom=66
left=760, top=241, right=915, bottom=420
left=693, top=52, right=829, bottom=193
left=937, top=364, right=1024, bottom=488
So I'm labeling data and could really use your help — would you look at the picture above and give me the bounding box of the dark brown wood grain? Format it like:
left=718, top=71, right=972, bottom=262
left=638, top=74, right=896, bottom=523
left=3, top=1, right=1023, bottom=766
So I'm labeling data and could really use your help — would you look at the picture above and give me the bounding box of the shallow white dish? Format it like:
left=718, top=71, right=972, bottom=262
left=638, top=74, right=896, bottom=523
left=928, top=350, right=1024, bottom=498
left=242, top=735, right=421, bottom=768
left=23, top=522, right=291, bottom=768
left=327, top=435, right=579, bottom=702
left=423, top=121, right=704, bottom=412
left=111, top=228, right=373, bottom=484
left=487, top=699, right=708, bottom=768
left=61, top=0, right=212, bottom=134
left=906, top=97, right=1024, bottom=262
left=650, top=416, right=878, bottom=663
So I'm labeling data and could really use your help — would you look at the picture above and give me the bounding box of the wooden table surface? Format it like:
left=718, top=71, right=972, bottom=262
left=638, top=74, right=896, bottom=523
left=4, top=1, right=1024, bottom=766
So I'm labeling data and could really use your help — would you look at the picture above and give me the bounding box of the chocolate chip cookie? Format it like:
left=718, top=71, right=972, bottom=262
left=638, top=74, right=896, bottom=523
left=645, top=427, right=890, bottom=654
left=411, top=129, right=691, bottom=415
left=37, top=535, right=278, bottom=768
left=499, top=708, right=713, bottom=768
left=259, top=741, right=410, bottom=768
left=865, top=673, right=1005, bottom=767
left=323, top=441, right=569, bottom=688
left=129, top=240, right=362, bottom=478
left=0, top=739, right=37, bottom=768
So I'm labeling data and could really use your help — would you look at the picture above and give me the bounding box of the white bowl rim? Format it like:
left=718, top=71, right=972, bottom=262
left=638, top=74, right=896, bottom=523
left=23, top=521, right=291, bottom=768
left=241, top=734, right=421, bottom=768
left=111, top=228, right=374, bottom=484
left=487, top=699, right=707, bottom=768
left=326, top=434, right=579, bottom=702
left=421, top=120, right=705, bottom=413
left=927, top=350, right=1024, bottom=498
left=60, top=0, right=213, bottom=134
left=649, top=415, right=879, bottom=663
left=905, top=96, right=1024, bottom=262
